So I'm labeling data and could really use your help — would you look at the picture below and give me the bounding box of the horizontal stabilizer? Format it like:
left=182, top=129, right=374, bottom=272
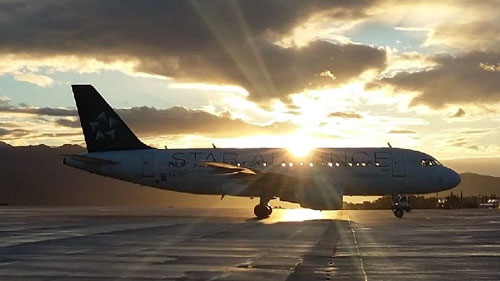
left=62, top=154, right=117, bottom=165
left=198, top=161, right=256, bottom=175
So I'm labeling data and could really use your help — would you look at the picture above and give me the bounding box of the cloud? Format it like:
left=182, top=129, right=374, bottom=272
left=388, top=129, right=416, bottom=134
left=12, top=72, right=54, bottom=87
left=116, top=106, right=296, bottom=137
left=1, top=102, right=297, bottom=137
left=34, top=105, right=295, bottom=137
left=55, top=118, right=80, bottom=128
left=0, top=96, right=10, bottom=106
left=0, top=106, right=77, bottom=116
left=0, top=128, right=30, bottom=139
left=374, top=52, right=500, bottom=108
left=461, top=129, right=490, bottom=134
left=328, top=111, right=363, bottom=119
left=0, top=0, right=385, bottom=102
left=479, top=62, right=500, bottom=72
left=37, top=132, right=82, bottom=138
left=426, top=21, right=500, bottom=52
left=451, top=108, right=465, bottom=118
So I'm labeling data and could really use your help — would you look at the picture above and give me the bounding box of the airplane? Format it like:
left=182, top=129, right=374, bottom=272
left=63, top=85, right=461, bottom=219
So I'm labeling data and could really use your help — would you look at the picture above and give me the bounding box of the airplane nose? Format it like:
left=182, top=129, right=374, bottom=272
left=447, top=169, right=461, bottom=188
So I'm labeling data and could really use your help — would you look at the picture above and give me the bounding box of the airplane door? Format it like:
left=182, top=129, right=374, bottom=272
left=142, top=152, right=154, bottom=177
left=391, top=152, right=406, bottom=177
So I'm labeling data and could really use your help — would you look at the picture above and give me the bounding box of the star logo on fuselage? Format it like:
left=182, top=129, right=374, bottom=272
left=89, top=111, right=119, bottom=142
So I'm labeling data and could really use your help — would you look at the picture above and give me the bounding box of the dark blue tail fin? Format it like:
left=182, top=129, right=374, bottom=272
left=72, top=85, right=151, bottom=152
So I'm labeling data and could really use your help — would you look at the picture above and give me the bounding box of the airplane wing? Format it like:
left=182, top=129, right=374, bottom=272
left=198, top=161, right=257, bottom=175
left=62, top=154, right=118, bottom=165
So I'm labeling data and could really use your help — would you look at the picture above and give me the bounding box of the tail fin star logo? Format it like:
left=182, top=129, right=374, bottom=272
left=89, top=111, right=119, bottom=142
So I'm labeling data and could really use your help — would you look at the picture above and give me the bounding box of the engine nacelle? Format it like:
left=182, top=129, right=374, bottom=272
left=279, top=183, right=343, bottom=210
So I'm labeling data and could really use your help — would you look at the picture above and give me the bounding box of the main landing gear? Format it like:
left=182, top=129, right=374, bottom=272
left=254, top=197, right=273, bottom=219
left=392, top=195, right=411, bottom=218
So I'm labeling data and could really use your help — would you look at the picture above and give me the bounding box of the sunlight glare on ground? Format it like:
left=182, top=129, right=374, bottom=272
left=276, top=208, right=335, bottom=222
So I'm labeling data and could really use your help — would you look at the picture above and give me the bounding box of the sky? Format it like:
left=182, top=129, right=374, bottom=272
left=1, top=0, right=499, bottom=161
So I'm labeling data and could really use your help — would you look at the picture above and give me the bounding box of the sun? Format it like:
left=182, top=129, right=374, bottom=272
left=285, top=133, right=315, bottom=157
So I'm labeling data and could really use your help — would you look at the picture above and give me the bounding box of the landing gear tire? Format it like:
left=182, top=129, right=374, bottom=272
left=393, top=208, right=404, bottom=218
left=254, top=204, right=272, bottom=219
left=266, top=205, right=273, bottom=216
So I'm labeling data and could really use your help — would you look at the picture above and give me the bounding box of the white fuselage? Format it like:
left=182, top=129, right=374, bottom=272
left=64, top=147, right=460, bottom=209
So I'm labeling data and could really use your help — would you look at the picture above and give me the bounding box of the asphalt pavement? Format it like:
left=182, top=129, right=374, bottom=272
left=0, top=207, right=498, bottom=280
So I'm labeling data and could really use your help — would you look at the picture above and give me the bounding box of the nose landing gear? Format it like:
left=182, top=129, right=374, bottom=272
left=392, top=195, right=411, bottom=218
left=393, top=208, right=404, bottom=218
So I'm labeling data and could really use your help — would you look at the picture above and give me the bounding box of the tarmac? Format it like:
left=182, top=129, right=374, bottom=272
left=0, top=207, right=498, bottom=280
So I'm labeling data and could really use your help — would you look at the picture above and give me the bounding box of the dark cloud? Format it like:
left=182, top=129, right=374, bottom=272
left=37, top=132, right=82, bottom=138
left=139, top=40, right=386, bottom=101
left=376, top=52, right=500, bottom=108
left=0, top=126, right=80, bottom=141
left=116, top=106, right=296, bottom=137
left=0, top=96, right=10, bottom=106
left=45, top=106, right=295, bottom=137
left=0, top=0, right=385, bottom=101
left=328, top=111, right=362, bottom=119
left=452, top=141, right=467, bottom=147
left=0, top=106, right=77, bottom=116
left=55, top=118, right=80, bottom=128
left=451, top=108, right=466, bottom=118
left=0, top=128, right=30, bottom=139
left=461, top=129, right=490, bottom=134
left=0, top=122, right=20, bottom=128
left=388, top=129, right=416, bottom=134
left=286, top=110, right=302, bottom=115
left=2, top=103, right=296, bottom=137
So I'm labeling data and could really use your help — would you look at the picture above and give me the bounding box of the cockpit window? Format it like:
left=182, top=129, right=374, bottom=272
left=421, top=159, right=442, bottom=167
